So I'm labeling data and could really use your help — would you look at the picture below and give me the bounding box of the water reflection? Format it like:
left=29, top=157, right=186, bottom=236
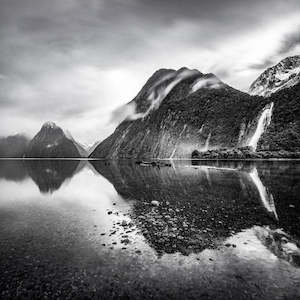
left=90, top=160, right=300, bottom=257
left=0, top=160, right=83, bottom=193
left=0, top=159, right=299, bottom=259
left=0, top=159, right=300, bottom=298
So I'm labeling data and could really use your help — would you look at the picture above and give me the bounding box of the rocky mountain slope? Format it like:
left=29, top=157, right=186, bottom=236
left=25, top=122, right=82, bottom=158
left=0, top=134, right=30, bottom=157
left=249, top=55, right=300, bottom=97
left=256, top=81, right=300, bottom=151
left=90, top=57, right=300, bottom=159
left=89, top=68, right=265, bottom=159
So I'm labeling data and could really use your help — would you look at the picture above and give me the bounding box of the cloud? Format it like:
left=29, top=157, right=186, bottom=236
left=247, top=59, right=275, bottom=71
left=0, top=0, right=300, bottom=143
left=110, top=103, right=137, bottom=124
left=190, top=76, right=223, bottom=93
left=278, top=27, right=300, bottom=54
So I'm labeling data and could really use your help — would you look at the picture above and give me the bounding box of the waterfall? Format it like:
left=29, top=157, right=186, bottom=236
left=203, top=132, right=211, bottom=152
left=249, top=167, right=278, bottom=220
left=169, top=124, right=187, bottom=159
left=248, top=102, right=274, bottom=151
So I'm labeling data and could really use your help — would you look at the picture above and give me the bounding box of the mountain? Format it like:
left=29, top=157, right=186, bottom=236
left=87, top=141, right=102, bottom=156
left=26, top=122, right=82, bottom=158
left=255, top=81, right=300, bottom=152
left=91, top=57, right=300, bottom=159
left=0, top=134, right=30, bottom=157
left=90, top=67, right=270, bottom=159
left=249, top=55, right=300, bottom=97
left=193, top=79, right=300, bottom=158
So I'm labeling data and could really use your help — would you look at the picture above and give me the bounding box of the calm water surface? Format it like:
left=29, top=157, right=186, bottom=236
left=0, top=159, right=299, bottom=299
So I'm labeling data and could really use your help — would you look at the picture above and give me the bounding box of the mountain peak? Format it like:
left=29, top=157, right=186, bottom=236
left=125, top=67, right=221, bottom=120
left=249, top=55, right=300, bottom=97
left=42, top=121, right=59, bottom=129
left=26, top=122, right=82, bottom=158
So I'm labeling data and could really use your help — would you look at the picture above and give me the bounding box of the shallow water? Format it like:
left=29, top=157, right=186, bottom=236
left=0, top=159, right=299, bottom=299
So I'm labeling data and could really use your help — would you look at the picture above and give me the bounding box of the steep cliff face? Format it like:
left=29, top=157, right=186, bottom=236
left=26, top=122, right=81, bottom=158
left=90, top=68, right=267, bottom=159
left=249, top=55, right=300, bottom=97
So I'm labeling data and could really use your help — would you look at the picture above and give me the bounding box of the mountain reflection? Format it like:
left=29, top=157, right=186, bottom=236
left=0, top=159, right=299, bottom=259
left=0, top=160, right=28, bottom=182
left=0, top=160, right=81, bottom=193
left=91, top=160, right=300, bottom=256
left=26, top=160, right=81, bottom=193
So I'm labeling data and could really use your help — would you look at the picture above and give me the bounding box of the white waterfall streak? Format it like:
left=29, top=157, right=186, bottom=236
left=249, top=167, right=278, bottom=220
left=169, top=124, right=187, bottom=159
left=248, top=102, right=274, bottom=151
left=203, top=132, right=211, bottom=152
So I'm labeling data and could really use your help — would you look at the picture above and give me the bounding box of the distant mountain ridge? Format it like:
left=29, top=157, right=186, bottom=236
left=0, top=134, right=30, bottom=158
left=25, top=122, right=84, bottom=158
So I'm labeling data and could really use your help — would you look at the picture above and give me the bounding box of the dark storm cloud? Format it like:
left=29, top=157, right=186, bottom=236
left=0, top=0, right=300, bottom=142
left=278, top=27, right=300, bottom=54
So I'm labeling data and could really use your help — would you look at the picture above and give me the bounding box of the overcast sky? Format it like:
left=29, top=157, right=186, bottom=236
left=0, top=0, right=300, bottom=145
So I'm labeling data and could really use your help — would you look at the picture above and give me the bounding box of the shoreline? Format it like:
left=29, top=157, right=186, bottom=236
left=0, top=157, right=300, bottom=162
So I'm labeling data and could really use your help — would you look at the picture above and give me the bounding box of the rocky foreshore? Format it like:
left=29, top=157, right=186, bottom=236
left=191, top=147, right=300, bottom=159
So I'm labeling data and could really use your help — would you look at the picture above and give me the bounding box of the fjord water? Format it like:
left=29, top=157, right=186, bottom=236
left=0, top=159, right=299, bottom=299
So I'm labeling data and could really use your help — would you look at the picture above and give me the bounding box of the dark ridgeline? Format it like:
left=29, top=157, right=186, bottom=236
left=0, top=122, right=88, bottom=158
left=90, top=56, right=300, bottom=159
left=90, top=160, right=300, bottom=257
left=0, top=134, right=30, bottom=158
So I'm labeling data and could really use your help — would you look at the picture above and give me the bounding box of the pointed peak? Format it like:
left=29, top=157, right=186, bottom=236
left=42, top=121, right=59, bottom=129
left=38, top=121, right=65, bottom=138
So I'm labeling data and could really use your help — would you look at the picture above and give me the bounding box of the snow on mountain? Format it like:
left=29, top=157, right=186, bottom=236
left=249, top=55, right=300, bottom=97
